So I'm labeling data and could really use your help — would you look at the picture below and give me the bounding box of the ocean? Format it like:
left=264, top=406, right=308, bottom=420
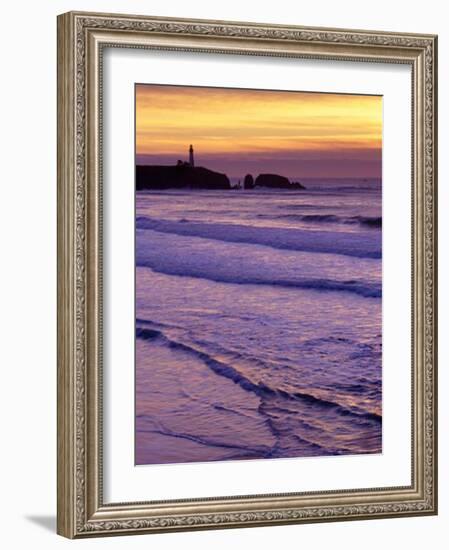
left=135, top=179, right=382, bottom=465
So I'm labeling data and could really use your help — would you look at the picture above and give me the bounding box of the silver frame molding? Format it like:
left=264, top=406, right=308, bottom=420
left=57, top=11, right=438, bottom=538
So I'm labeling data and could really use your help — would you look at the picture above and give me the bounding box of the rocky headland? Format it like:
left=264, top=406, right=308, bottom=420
left=136, top=164, right=231, bottom=190
left=136, top=164, right=305, bottom=191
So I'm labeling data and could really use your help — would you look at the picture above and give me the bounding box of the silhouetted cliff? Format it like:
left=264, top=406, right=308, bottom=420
left=255, top=174, right=306, bottom=190
left=136, top=165, right=231, bottom=190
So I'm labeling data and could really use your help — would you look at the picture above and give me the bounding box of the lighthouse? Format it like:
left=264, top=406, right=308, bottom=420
left=189, top=144, right=194, bottom=167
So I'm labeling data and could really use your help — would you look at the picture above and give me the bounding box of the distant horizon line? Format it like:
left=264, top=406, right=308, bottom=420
left=135, top=160, right=381, bottom=180
left=135, top=162, right=381, bottom=181
left=135, top=150, right=382, bottom=179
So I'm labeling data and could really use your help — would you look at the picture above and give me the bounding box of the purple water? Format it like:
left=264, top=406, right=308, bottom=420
left=135, top=179, right=382, bottom=465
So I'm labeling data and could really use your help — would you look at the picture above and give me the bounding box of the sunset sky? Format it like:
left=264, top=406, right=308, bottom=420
left=135, top=84, right=382, bottom=179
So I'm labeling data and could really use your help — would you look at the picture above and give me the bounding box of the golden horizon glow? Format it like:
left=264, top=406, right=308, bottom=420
left=136, top=84, right=382, bottom=160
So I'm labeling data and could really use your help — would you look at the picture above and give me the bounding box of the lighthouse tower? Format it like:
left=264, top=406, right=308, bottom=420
left=189, top=144, right=194, bottom=167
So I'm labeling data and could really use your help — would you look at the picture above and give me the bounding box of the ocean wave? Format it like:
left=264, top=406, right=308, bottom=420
left=353, top=216, right=382, bottom=227
left=136, top=413, right=334, bottom=459
left=136, top=416, right=273, bottom=456
left=277, top=204, right=345, bottom=210
left=136, top=226, right=381, bottom=297
left=137, top=260, right=381, bottom=297
left=136, top=216, right=381, bottom=259
left=258, top=213, right=382, bottom=227
left=136, top=325, right=382, bottom=424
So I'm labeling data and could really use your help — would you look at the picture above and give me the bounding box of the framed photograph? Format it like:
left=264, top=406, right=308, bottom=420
left=57, top=11, right=438, bottom=538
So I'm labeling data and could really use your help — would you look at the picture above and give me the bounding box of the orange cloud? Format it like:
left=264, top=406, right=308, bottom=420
left=136, top=84, right=382, bottom=158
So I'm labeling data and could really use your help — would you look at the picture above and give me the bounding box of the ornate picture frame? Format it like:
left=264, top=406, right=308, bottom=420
left=57, top=11, right=437, bottom=538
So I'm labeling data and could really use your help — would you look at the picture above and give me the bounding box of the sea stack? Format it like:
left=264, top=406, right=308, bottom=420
left=254, top=174, right=306, bottom=190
